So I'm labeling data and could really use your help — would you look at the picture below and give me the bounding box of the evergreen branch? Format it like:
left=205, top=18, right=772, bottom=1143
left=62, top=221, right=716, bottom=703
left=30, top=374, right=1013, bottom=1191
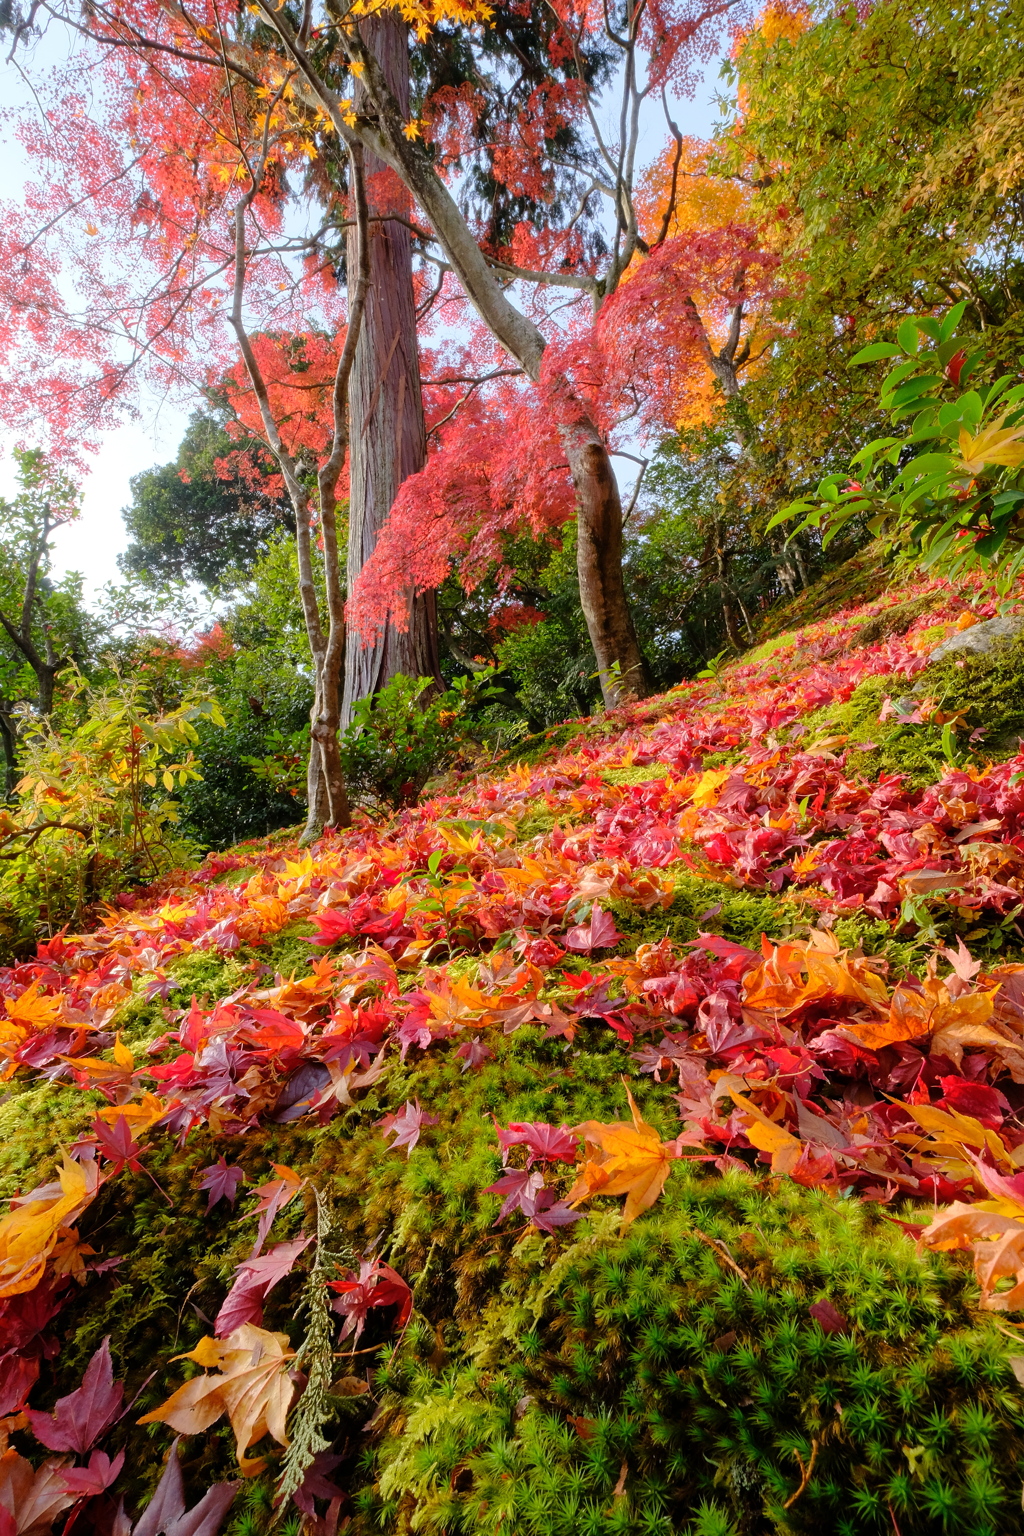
left=277, top=1188, right=345, bottom=1509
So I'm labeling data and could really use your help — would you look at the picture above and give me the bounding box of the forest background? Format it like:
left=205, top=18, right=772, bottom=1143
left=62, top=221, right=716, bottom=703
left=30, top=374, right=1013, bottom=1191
left=1, top=0, right=1023, bottom=956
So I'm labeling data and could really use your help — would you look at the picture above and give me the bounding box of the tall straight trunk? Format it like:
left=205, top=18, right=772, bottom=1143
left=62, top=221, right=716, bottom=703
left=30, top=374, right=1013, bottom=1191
left=342, top=14, right=441, bottom=724
left=562, top=418, right=650, bottom=705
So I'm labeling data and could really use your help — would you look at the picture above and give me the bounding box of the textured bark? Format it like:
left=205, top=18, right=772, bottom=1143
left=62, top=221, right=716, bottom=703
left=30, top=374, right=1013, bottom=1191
left=562, top=418, right=651, bottom=707
left=342, top=14, right=441, bottom=724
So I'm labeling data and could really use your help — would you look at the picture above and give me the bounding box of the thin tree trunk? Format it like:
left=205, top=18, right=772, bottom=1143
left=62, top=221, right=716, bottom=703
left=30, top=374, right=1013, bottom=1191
left=0, top=704, right=16, bottom=800
left=342, top=14, right=441, bottom=725
left=562, top=417, right=650, bottom=706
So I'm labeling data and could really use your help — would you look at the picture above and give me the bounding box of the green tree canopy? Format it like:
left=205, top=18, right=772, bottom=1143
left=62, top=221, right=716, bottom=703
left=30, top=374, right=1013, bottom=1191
left=119, top=411, right=293, bottom=592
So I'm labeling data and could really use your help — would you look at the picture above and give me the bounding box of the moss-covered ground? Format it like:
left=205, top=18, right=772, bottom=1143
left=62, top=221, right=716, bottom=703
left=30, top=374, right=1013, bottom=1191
left=5, top=563, right=1024, bottom=1535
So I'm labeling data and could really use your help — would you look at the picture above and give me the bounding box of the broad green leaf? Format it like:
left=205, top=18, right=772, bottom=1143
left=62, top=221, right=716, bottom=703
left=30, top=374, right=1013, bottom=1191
left=897, top=317, right=920, bottom=353
left=850, top=341, right=902, bottom=364
left=938, top=300, right=968, bottom=341
left=850, top=435, right=901, bottom=465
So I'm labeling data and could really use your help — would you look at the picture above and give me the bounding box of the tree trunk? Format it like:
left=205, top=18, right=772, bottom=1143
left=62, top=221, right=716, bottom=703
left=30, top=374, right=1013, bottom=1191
left=0, top=703, right=15, bottom=800
left=713, top=519, right=742, bottom=651
left=342, top=13, right=441, bottom=725
left=562, top=418, right=651, bottom=707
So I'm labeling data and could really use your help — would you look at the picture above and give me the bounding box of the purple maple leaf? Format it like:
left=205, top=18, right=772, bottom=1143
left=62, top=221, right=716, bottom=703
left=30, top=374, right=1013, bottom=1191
left=524, top=1190, right=581, bottom=1235
left=564, top=903, right=622, bottom=954
left=214, top=1234, right=312, bottom=1337
left=455, top=1036, right=493, bottom=1072
left=26, top=1337, right=124, bottom=1454
left=378, top=1100, right=438, bottom=1158
left=291, top=1451, right=345, bottom=1517
left=127, top=1439, right=237, bottom=1536
left=484, top=1167, right=545, bottom=1222
left=197, top=1157, right=245, bottom=1211
left=92, top=1116, right=144, bottom=1177
left=61, top=1448, right=125, bottom=1498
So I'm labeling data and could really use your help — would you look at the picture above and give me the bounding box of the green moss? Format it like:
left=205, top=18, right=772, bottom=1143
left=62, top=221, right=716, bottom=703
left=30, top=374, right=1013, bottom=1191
left=364, top=1173, right=1024, bottom=1536
left=166, top=948, right=253, bottom=1004
left=802, top=677, right=952, bottom=788
left=756, top=544, right=894, bottom=642
left=0, top=1078, right=100, bottom=1199
left=258, top=920, right=320, bottom=977
left=922, top=631, right=1024, bottom=759
left=7, top=950, right=1024, bottom=1533
left=609, top=871, right=804, bottom=954
left=600, top=763, right=673, bottom=786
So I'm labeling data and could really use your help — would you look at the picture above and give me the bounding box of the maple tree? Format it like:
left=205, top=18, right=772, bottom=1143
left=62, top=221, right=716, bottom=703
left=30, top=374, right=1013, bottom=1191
left=1, top=0, right=774, bottom=709
left=6, top=4, right=1024, bottom=1528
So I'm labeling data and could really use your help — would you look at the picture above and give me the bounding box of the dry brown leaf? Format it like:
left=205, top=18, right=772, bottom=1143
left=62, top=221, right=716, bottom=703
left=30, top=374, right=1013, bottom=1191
left=138, top=1323, right=296, bottom=1476
left=0, top=1449, right=74, bottom=1535
left=918, top=1201, right=1024, bottom=1310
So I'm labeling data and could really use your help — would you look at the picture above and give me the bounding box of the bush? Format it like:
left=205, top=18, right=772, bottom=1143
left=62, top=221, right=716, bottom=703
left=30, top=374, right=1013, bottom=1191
left=0, top=681, right=219, bottom=959
left=341, top=672, right=498, bottom=810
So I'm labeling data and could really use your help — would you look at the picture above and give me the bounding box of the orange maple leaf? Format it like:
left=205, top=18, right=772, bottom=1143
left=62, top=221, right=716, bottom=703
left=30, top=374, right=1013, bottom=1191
left=567, top=1085, right=678, bottom=1229
left=742, top=930, right=889, bottom=1017
left=3, top=983, right=65, bottom=1039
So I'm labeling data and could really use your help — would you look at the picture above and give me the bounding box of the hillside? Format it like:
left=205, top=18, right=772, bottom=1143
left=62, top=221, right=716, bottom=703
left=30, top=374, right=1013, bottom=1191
left=3, top=568, right=1024, bottom=1536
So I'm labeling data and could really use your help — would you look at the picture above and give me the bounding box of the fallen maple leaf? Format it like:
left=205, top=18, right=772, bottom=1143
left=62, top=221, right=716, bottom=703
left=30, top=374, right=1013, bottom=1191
left=0, top=1448, right=74, bottom=1535
left=719, top=1078, right=803, bottom=1177
left=567, top=1085, right=678, bottom=1229
left=95, top=1093, right=168, bottom=1133
left=742, top=931, right=889, bottom=1017
left=329, top=1258, right=412, bottom=1343
left=564, top=904, right=622, bottom=954
left=246, top=1165, right=305, bottom=1257
left=26, top=1336, right=124, bottom=1453
left=214, top=1235, right=311, bottom=1336
left=0, top=1155, right=100, bottom=1299
left=3, top=984, right=64, bottom=1035
left=917, top=1200, right=1024, bottom=1310
left=60, top=1446, right=124, bottom=1497
left=198, top=1158, right=245, bottom=1211
left=123, top=1438, right=237, bottom=1535
left=378, top=1100, right=438, bottom=1157
left=138, top=1324, right=296, bottom=1476
left=92, top=1115, right=145, bottom=1177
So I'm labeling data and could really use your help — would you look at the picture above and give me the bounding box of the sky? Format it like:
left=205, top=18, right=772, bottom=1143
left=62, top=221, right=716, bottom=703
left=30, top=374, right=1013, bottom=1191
left=0, top=28, right=726, bottom=606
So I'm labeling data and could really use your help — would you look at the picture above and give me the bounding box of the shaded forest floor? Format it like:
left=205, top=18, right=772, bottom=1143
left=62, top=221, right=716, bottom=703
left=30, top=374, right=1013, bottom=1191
left=4, top=559, right=1024, bottom=1535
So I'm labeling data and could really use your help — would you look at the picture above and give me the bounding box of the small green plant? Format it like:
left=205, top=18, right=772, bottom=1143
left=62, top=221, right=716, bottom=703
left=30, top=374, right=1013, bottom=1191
left=696, top=649, right=730, bottom=680
left=341, top=671, right=499, bottom=811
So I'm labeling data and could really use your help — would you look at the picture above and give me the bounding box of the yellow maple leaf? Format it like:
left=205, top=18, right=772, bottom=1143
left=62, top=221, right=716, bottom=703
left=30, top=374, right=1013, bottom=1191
left=95, top=1093, right=167, bottom=1132
left=0, top=1155, right=99, bottom=1299
left=688, top=768, right=731, bottom=809
left=722, top=1081, right=803, bottom=1176
left=4, top=983, right=64, bottom=1035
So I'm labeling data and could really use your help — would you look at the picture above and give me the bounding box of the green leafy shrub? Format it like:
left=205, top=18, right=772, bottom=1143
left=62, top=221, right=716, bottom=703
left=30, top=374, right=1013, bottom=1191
left=0, top=680, right=220, bottom=959
left=341, top=672, right=498, bottom=810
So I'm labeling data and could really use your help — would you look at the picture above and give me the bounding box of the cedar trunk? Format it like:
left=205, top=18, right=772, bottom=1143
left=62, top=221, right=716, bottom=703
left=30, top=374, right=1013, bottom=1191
left=562, top=418, right=651, bottom=706
left=342, top=14, right=441, bottom=724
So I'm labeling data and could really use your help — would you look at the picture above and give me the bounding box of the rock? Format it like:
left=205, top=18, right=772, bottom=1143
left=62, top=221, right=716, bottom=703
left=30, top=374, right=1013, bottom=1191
left=928, top=615, right=1024, bottom=663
